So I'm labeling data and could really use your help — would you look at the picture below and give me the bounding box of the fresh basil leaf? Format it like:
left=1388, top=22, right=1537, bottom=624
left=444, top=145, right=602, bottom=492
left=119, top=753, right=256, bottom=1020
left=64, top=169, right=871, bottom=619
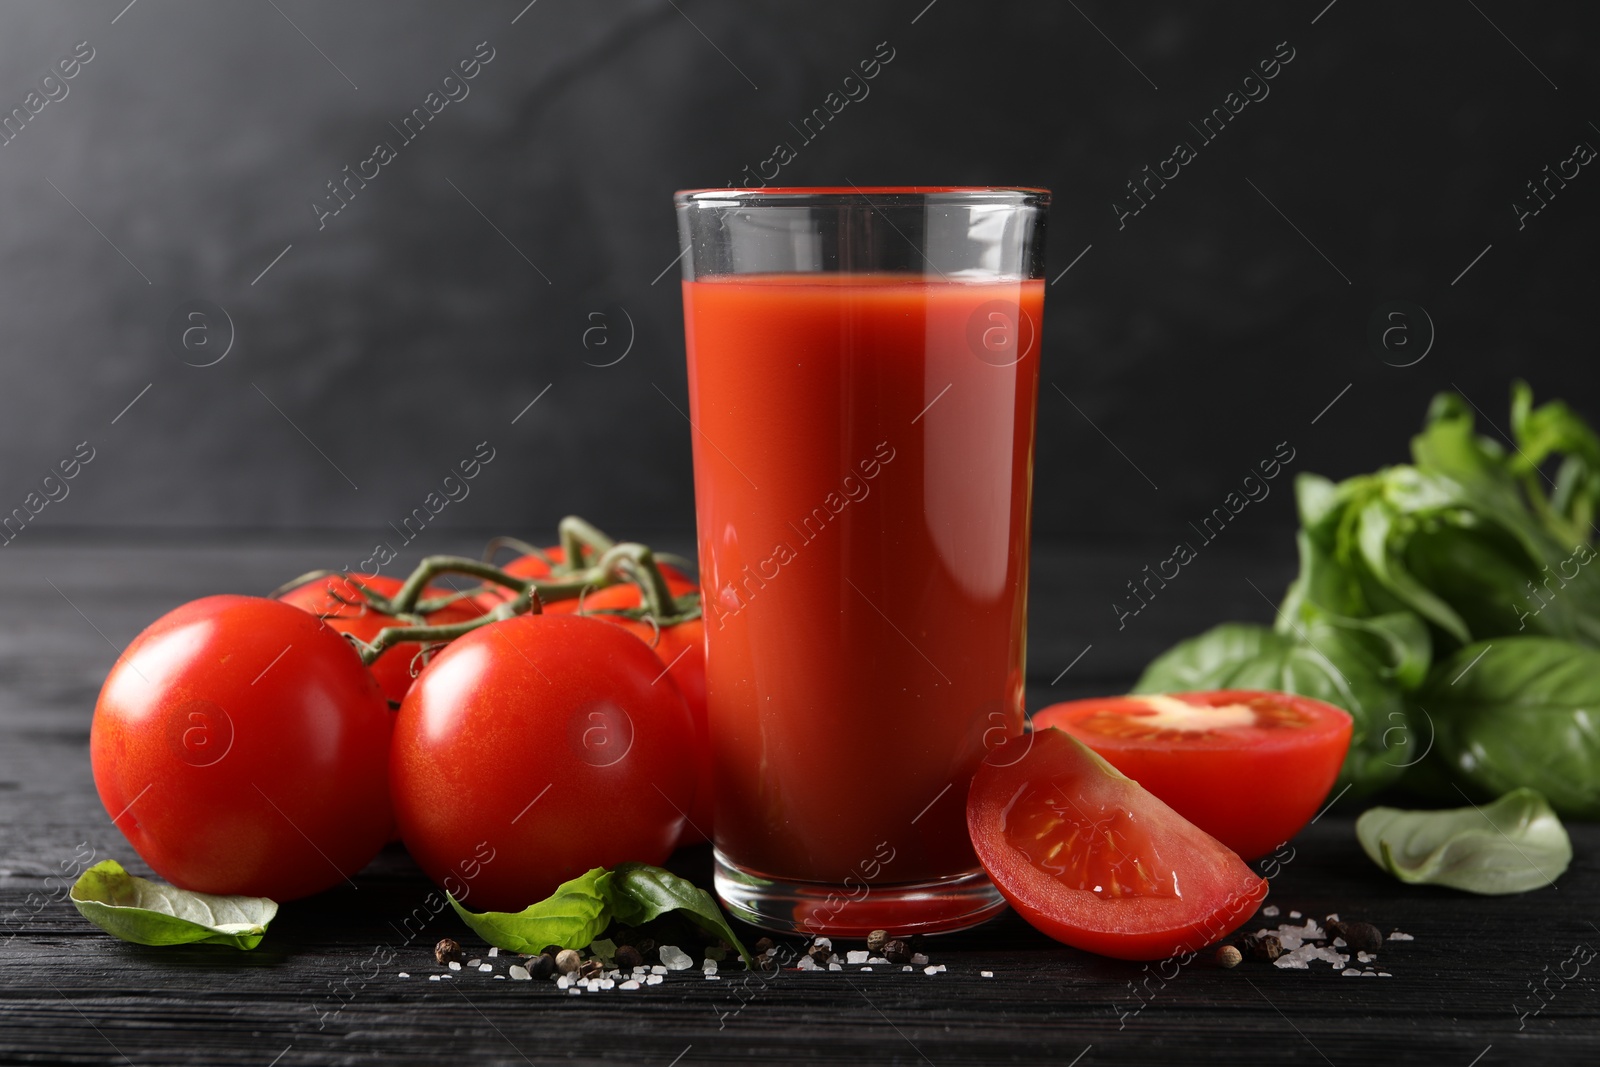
left=1133, top=621, right=1411, bottom=797
left=608, top=862, right=752, bottom=967
left=1356, top=787, right=1571, bottom=894
left=1424, top=637, right=1600, bottom=818
left=448, top=868, right=613, bottom=952
left=70, top=860, right=276, bottom=949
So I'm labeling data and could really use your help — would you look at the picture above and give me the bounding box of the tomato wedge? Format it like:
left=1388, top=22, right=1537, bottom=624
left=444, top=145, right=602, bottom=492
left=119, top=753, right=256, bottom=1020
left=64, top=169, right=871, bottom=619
left=967, top=728, right=1267, bottom=961
left=1032, top=690, right=1352, bottom=861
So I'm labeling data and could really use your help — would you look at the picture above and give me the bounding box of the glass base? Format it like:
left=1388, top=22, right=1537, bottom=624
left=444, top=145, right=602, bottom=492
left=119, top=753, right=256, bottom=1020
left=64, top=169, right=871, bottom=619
left=714, top=851, right=1008, bottom=937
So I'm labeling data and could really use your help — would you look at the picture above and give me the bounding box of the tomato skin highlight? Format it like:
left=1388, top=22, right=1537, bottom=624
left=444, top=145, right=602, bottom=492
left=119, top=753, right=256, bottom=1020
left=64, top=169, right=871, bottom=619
left=89, top=596, right=393, bottom=901
left=277, top=573, right=487, bottom=705
left=1033, top=690, right=1353, bottom=861
left=391, top=613, right=697, bottom=911
left=967, top=728, right=1267, bottom=961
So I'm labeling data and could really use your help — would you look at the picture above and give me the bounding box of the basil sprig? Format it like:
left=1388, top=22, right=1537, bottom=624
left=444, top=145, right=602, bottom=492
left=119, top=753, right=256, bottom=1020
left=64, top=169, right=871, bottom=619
left=449, top=862, right=751, bottom=966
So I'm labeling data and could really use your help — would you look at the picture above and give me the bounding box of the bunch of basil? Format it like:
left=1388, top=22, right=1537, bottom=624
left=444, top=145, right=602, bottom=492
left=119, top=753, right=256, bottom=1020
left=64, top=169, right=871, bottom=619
left=1135, top=383, right=1600, bottom=816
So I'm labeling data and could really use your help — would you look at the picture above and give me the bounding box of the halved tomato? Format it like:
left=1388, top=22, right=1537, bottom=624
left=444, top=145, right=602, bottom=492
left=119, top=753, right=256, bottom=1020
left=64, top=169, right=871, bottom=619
left=967, top=728, right=1267, bottom=961
left=1032, top=690, right=1352, bottom=861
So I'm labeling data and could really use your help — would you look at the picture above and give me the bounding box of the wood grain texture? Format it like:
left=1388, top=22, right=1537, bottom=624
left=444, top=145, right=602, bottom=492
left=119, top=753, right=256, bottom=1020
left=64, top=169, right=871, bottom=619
left=1, top=541, right=1595, bottom=1065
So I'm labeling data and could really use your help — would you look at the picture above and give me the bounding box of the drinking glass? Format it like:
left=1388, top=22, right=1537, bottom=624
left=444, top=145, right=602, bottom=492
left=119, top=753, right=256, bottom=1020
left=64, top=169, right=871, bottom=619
left=674, top=186, right=1048, bottom=934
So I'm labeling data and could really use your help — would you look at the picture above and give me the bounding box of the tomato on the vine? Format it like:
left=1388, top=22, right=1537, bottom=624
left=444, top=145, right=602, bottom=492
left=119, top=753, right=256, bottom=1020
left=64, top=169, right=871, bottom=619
left=278, top=573, right=487, bottom=704
left=967, top=728, right=1267, bottom=961
left=89, top=596, right=393, bottom=901
left=1032, top=691, right=1352, bottom=860
left=569, top=583, right=711, bottom=845
left=391, top=613, right=697, bottom=911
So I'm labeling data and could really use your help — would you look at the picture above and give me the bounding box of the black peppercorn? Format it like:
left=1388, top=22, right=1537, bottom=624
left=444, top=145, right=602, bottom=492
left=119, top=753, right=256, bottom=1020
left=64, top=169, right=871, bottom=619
left=614, top=945, right=645, bottom=972
left=1243, top=933, right=1282, bottom=962
left=882, top=939, right=912, bottom=965
left=527, top=953, right=556, bottom=980
left=541, top=944, right=563, bottom=959
left=1328, top=920, right=1383, bottom=954
left=434, top=938, right=463, bottom=965
left=806, top=943, right=832, bottom=967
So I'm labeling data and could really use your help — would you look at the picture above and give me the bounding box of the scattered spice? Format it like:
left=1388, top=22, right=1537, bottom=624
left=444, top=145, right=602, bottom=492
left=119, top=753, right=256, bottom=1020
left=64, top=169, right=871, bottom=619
left=1327, top=920, right=1383, bottom=954
left=866, top=929, right=889, bottom=955
left=1215, top=944, right=1243, bottom=969
left=754, top=937, right=775, bottom=956
left=882, top=939, right=912, bottom=966
left=1244, top=933, right=1282, bottom=962
left=528, top=953, right=556, bottom=980
left=434, top=938, right=463, bottom=965
left=578, top=959, right=604, bottom=980
left=614, top=945, right=644, bottom=972
left=806, top=942, right=833, bottom=968
left=555, top=949, right=582, bottom=974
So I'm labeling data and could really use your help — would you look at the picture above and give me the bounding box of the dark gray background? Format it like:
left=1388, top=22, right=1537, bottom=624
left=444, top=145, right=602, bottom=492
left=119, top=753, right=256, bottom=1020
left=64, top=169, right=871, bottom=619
left=1, top=0, right=1594, bottom=556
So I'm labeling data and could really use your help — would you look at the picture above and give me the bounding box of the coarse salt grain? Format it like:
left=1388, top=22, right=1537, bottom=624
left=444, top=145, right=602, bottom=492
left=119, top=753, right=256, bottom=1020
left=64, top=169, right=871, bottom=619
left=1357, top=951, right=1374, bottom=963
left=867, top=956, right=889, bottom=965
left=1389, top=932, right=1413, bottom=941
left=846, top=950, right=870, bottom=965
left=660, top=945, right=694, bottom=971
left=600, top=979, right=615, bottom=989
left=651, top=964, right=668, bottom=975
left=924, top=965, right=943, bottom=975
left=557, top=975, right=572, bottom=989
left=981, top=971, right=994, bottom=978
left=468, top=958, right=481, bottom=967
left=488, top=948, right=499, bottom=958
left=397, top=972, right=409, bottom=979
left=828, top=963, right=842, bottom=971
left=508, top=966, right=531, bottom=981
left=479, top=964, right=493, bottom=973
left=429, top=975, right=441, bottom=981
left=1290, top=911, right=1302, bottom=919
left=902, top=966, right=913, bottom=972
left=705, top=974, right=720, bottom=980
left=796, top=956, right=819, bottom=971
left=1378, top=972, right=1392, bottom=977
left=813, top=938, right=832, bottom=950
left=569, top=988, right=581, bottom=996
left=621, top=980, right=641, bottom=990
left=1262, top=905, right=1280, bottom=917
left=646, top=974, right=664, bottom=986
left=703, top=959, right=718, bottom=974
left=493, top=975, right=505, bottom=980
left=1343, top=968, right=1361, bottom=977
left=448, top=961, right=461, bottom=971
left=860, top=967, right=872, bottom=972
left=911, top=953, right=929, bottom=966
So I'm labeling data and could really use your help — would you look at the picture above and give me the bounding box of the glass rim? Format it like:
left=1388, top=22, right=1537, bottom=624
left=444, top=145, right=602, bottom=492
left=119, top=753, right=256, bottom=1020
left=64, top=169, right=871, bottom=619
left=674, top=186, right=1050, bottom=206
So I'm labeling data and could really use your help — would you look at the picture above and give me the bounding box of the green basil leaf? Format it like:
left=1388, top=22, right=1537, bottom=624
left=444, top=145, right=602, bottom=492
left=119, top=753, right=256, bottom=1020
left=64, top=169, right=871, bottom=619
left=1133, top=622, right=1410, bottom=797
left=448, top=868, right=613, bottom=952
left=70, top=860, right=276, bottom=949
left=1356, top=788, right=1571, bottom=894
left=608, top=862, right=752, bottom=967
left=1423, top=637, right=1600, bottom=818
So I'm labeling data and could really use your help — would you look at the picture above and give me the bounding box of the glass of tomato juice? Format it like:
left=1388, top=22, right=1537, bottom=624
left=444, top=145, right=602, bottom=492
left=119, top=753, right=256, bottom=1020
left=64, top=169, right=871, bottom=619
left=674, top=187, right=1048, bottom=935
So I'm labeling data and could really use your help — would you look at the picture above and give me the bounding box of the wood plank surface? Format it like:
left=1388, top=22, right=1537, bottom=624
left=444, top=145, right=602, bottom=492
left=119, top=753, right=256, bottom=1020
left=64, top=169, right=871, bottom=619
left=1, top=539, right=1593, bottom=1065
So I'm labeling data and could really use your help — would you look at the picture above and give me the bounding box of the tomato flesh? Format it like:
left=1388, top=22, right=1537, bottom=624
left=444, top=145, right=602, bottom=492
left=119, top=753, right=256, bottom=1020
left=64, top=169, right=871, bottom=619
left=968, top=728, right=1266, bottom=961
left=1032, top=690, right=1352, bottom=860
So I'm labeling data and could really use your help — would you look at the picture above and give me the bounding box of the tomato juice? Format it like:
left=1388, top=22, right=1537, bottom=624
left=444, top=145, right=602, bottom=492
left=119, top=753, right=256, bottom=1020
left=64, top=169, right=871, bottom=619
left=683, top=274, right=1043, bottom=902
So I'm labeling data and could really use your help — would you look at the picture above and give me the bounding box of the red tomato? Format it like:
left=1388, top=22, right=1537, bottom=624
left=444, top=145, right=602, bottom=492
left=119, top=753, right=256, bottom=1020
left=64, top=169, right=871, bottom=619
left=89, top=596, right=393, bottom=901
left=278, top=573, right=487, bottom=705
left=465, top=548, right=566, bottom=614
left=391, top=613, right=697, bottom=911
left=470, top=549, right=693, bottom=615
left=572, top=588, right=711, bottom=846
left=967, top=728, right=1267, bottom=961
left=1032, top=691, right=1352, bottom=861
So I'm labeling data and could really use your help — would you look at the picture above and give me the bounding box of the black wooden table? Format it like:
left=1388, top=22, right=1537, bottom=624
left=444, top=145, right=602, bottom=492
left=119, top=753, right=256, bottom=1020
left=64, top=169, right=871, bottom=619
left=2, top=538, right=1595, bottom=1065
